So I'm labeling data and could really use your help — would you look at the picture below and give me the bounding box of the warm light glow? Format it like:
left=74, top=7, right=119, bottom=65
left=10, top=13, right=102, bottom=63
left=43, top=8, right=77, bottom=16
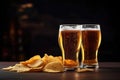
left=18, top=8, right=24, bottom=12
left=21, top=3, right=33, bottom=8
left=27, top=3, right=33, bottom=8
left=20, top=15, right=29, bottom=19
left=21, top=4, right=27, bottom=8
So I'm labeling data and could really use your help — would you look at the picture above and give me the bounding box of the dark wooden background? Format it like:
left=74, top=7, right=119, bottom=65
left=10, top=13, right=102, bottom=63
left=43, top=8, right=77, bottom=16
left=0, top=0, right=119, bottom=62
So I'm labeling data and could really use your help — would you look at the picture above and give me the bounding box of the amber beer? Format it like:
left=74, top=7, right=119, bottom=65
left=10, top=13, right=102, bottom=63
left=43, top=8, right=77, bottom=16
left=81, top=24, right=101, bottom=69
left=58, top=24, right=81, bottom=70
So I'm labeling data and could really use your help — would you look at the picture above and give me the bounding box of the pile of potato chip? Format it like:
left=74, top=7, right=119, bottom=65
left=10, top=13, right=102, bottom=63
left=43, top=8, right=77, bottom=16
left=2, top=54, right=64, bottom=73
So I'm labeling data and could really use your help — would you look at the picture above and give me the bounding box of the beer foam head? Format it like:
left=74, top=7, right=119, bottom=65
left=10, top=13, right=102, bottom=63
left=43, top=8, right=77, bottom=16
left=81, top=24, right=100, bottom=31
left=59, top=24, right=82, bottom=31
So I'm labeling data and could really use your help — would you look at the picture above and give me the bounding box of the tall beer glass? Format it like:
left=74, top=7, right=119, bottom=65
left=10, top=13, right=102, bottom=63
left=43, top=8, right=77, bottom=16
left=58, top=24, right=82, bottom=71
left=81, top=24, right=101, bottom=70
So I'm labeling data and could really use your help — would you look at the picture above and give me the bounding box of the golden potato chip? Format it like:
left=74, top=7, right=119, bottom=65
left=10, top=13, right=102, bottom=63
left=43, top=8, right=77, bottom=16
left=54, top=56, right=63, bottom=63
left=20, top=55, right=41, bottom=66
left=64, top=59, right=77, bottom=67
left=43, top=69, right=62, bottom=73
left=9, top=64, right=31, bottom=72
left=43, top=61, right=64, bottom=72
left=30, top=66, right=44, bottom=72
left=42, top=54, right=62, bottom=64
left=27, top=59, right=44, bottom=68
left=76, top=68, right=94, bottom=72
left=2, top=66, right=13, bottom=71
left=2, top=54, right=64, bottom=73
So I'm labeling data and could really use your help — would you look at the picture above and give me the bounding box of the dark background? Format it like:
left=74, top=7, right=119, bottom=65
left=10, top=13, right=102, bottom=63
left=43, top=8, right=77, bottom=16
left=0, top=0, right=119, bottom=62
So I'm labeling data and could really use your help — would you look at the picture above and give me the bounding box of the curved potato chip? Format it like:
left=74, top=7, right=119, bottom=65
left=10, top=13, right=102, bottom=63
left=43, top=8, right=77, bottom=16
left=20, top=55, right=41, bottom=66
left=42, top=54, right=62, bottom=64
left=64, top=59, right=77, bottom=67
left=10, top=64, right=31, bottom=72
left=27, top=59, right=44, bottom=68
left=2, top=66, right=13, bottom=71
left=43, top=61, right=64, bottom=72
left=30, top=66, right=44, bottom=72
left=2, top=54, right=64, bottom=73
left=43, top=69, right=62, bottom=73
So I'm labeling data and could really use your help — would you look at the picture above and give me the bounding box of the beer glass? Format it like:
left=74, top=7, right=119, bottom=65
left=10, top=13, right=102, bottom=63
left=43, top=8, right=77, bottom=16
left=81, top=24, right=101, bottom=70
left=58, top=24, right=82, bottom=71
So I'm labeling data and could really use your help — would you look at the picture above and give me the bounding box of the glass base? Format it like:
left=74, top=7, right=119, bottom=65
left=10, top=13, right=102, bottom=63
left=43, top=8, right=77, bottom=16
left=64, top=66, right=78, bottom=71
left=80, top=63, right=99, bottom=70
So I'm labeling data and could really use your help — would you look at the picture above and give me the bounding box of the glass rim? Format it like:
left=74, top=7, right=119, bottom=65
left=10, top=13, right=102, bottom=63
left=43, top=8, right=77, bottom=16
left=60, top=24, right=100, bottom=26
left=81, top=24, right=100, bottom=26
left=60, top=24, right=82, bottom=26
left=59, top=24, right=82, bottom=31
left=81, top=24, right=100, bottom=30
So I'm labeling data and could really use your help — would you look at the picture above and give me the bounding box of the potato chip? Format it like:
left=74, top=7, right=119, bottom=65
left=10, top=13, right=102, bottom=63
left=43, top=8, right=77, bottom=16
left=30, top=66, right=44, bottom=72
left=64, top=59, right=77, bottom=67
left=9, top=64, right=31, bottom=72
left=42, top=54, right=62, bottom=64
left=2, top=66, right=13, bottom=71
left=2, top=54, right=64, bottom=73
left=76, top=68, right=94, bottom=72
left=20, top=55, right=41, bottom=66
left=43, top=61, right=64, bottom=72
left=27, top=59, right=44, bottom=68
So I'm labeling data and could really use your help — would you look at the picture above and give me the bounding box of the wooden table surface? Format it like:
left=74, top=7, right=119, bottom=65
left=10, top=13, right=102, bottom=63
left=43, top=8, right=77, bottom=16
left=0, top=62, right=120, bottom=80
